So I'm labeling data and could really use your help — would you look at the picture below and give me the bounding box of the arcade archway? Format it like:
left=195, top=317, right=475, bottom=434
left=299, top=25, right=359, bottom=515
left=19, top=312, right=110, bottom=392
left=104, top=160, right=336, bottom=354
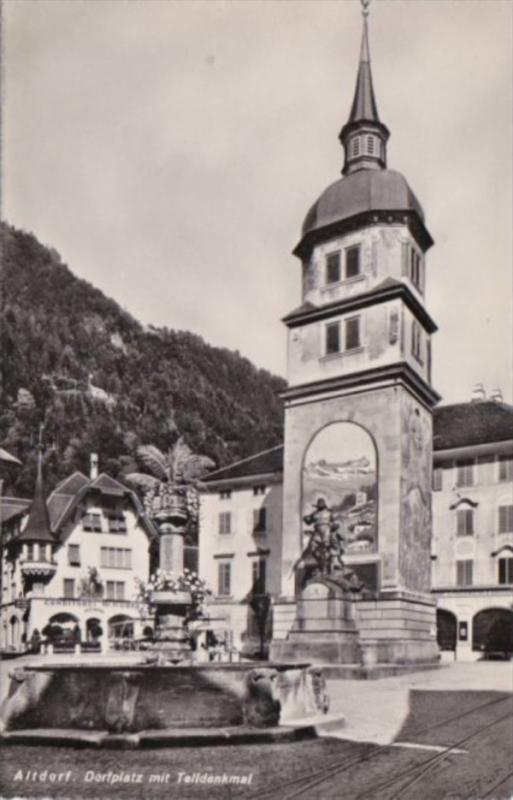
left=436, top=608, right=457, bottom=652
left=472, top=608, right=513, bottom=657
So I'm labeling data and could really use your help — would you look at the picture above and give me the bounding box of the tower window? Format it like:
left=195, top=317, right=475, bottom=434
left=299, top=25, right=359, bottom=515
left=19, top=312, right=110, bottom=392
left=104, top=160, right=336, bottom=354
left=410, top=249, right=423, bottom=292
left=326, top=252, right=341, bottom=284
left=367, top=136, right=375, bottom=154
left=26, top=543, right=34, bottom=561
left=411, top=321, right=423, bottom=363
left=345, top=245, right=361, bottom=279
left=326, top=322, right=340, bottom=355
left=456, top=560, right=473, bottom=587
left=345, top=317, right=361, bottom=350
left=352, top=137, right=360, bottom=157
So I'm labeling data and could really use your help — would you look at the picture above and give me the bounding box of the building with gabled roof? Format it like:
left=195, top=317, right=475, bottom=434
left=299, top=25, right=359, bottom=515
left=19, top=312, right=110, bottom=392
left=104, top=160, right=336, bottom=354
left=0, top=458, right=157, bottom=653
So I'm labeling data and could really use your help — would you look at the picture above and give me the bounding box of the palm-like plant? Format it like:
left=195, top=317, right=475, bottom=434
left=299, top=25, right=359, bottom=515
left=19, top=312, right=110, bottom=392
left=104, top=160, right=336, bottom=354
left=126, top=438, right=214, bottom=525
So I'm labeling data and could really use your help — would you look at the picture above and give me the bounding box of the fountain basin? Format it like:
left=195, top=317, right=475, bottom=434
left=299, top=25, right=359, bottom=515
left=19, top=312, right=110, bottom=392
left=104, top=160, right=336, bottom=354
left=0, top=661, right=334, bottom=747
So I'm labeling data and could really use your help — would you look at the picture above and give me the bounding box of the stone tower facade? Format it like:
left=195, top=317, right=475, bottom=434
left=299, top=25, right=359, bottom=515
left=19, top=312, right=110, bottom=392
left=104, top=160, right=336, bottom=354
left=274, top=11, right=440, bottom=666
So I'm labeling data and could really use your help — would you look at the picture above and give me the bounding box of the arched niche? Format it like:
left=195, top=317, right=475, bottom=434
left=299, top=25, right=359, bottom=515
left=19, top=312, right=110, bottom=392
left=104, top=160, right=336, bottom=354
left=302, top=422, right=378, bottom=554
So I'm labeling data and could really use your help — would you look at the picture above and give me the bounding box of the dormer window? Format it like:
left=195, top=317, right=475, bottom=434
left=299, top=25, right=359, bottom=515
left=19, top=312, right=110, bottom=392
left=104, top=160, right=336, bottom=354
left=345, top=245, right=361, bottom=279
left=83, top=512, right=102, bottom=532
left=107, top=511, right=127, bottom=534
left=326, top=252, right=341, bottom=284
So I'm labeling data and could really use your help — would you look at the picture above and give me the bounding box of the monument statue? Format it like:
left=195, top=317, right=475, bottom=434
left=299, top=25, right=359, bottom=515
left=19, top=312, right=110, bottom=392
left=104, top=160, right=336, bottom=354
left=294, top=497, right=365, bottom=593
left=302, top=498, right=345, bottom=576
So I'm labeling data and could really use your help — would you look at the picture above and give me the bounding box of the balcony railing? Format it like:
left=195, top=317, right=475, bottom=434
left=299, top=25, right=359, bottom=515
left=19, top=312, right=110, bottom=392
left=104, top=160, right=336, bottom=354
left=20, top=560, right=57, bottom=576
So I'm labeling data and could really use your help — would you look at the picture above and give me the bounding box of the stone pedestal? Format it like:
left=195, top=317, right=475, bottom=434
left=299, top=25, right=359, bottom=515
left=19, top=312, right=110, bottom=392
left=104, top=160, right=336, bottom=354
left=149, top=591, right=193, bottom=664
left=159, top=525, right=185, bottom=574
left=270, top=579, right=361, bottom=664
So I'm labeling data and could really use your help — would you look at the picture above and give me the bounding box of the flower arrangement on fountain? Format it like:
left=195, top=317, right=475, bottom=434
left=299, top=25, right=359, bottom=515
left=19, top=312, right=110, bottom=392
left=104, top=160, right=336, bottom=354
left=136, top=569, right=212, bottom=620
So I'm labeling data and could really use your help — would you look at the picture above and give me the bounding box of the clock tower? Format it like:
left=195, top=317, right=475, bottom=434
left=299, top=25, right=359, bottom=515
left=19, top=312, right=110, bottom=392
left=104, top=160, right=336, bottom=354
left=274, top=6, right=440, bottom=666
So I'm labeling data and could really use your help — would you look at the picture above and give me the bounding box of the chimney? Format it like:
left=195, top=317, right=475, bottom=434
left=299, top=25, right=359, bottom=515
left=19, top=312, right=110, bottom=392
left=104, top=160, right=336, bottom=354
left=471, top=384, right=486, bottom=403
left=90, top=453, right=99, bottom=480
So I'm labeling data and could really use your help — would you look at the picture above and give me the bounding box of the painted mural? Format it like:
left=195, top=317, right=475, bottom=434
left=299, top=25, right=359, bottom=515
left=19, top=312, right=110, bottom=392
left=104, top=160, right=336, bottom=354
left=302, top=423, right=378, bottom=554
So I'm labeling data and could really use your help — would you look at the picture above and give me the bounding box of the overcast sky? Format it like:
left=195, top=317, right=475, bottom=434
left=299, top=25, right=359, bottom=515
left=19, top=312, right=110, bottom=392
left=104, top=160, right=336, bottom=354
left=3, top=0, right=512, bottom=404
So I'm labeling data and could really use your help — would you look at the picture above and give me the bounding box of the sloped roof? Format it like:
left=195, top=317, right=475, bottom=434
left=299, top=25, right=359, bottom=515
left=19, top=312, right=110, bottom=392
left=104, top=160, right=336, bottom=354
left=0, top=497, right=30, bottom=524
left=202, top=446, right=284, bottom=483
left=17, top=456, right=55, bottom=543
left=300, top=170, right=425, bottom=240
left=0, top=447, right=21, bottom=466
left=433, top=401, right=513, bottom=451
left=201, top=403, right=513, bottom=485
left=89, top=473, right=129, bottom=496
left=52, top=471, right=89, bottom=496
left=346, top=17, right=381, bottom=129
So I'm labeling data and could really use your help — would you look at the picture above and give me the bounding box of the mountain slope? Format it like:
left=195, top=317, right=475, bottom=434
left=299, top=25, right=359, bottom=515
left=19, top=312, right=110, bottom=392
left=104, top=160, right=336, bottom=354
left=0, top=222, right=285, bottom=496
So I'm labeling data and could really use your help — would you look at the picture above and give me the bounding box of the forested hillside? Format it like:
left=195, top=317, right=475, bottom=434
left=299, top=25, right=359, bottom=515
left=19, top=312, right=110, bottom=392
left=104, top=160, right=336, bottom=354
left=0, top=222, right=285, bottom=496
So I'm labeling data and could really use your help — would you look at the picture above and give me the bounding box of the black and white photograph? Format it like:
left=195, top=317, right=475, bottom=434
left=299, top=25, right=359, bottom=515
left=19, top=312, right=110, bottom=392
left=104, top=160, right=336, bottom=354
left=0, top=0, right=512, bottom=798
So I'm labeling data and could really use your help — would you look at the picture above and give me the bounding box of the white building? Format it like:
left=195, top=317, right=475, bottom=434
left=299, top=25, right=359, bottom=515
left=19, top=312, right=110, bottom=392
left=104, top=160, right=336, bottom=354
left=199, top=446, right=283, bottom=655
left=0, top=457, right=157, bottom=652
left=432, top=401, right=513, bottom=659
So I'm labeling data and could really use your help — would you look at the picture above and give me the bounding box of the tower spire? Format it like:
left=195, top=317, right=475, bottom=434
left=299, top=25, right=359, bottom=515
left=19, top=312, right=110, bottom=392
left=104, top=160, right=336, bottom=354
left=339, top=1, right=389, bottom=175
left=18, top=425, right=54, bottom=543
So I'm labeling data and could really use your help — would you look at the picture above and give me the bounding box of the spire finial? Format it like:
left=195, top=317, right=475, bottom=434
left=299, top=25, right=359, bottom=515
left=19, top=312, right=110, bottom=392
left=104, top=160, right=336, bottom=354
left=361, top=0, right=371, bottom=18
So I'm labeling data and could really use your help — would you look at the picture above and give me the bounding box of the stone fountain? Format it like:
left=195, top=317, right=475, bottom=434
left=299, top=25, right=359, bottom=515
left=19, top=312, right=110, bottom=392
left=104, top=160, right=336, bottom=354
left=0, top=442, right=336, bottom=747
